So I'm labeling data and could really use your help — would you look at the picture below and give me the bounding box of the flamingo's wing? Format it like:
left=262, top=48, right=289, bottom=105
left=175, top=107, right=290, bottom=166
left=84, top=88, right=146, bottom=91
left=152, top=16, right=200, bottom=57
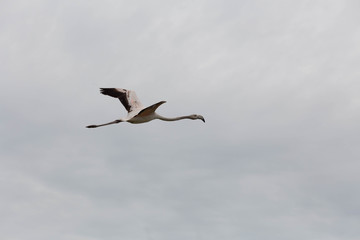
left=136, top=101, right=166, bottom=117
left=100, top=88, right=144, bottom=113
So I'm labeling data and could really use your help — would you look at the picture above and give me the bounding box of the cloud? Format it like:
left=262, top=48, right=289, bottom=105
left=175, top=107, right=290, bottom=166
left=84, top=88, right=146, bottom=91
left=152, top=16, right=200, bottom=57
left=1, top=0, right=360, bottom=239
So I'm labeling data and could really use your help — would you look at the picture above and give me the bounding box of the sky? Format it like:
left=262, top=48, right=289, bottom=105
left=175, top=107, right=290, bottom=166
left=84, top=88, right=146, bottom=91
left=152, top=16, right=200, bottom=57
left=1, top=0, right=360, bottom=239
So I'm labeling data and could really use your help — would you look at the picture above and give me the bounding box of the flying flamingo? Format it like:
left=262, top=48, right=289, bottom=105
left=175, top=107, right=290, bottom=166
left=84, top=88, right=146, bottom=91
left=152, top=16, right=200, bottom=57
left=86, top=88, right=205, bottom=128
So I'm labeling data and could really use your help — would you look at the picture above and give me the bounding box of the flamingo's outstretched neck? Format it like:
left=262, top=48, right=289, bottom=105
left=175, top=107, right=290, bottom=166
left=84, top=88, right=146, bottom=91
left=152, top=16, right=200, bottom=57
left=156, top=114, right=205, bottom=123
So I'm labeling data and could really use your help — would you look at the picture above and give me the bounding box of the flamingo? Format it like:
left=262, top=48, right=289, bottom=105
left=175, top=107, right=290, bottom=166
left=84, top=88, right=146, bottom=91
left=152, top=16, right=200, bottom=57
left=86, top=88, right=205, bottom=128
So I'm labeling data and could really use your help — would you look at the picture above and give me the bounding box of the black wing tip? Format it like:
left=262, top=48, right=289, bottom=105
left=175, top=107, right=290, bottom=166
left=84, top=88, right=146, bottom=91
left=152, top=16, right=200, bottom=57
left=100, top=88, right=116, bottom=96
left=99, top=88, right=105, bottom=93
left=99, top=88, right=111, bottom=94
left=99, top=88, right=127, bottom=95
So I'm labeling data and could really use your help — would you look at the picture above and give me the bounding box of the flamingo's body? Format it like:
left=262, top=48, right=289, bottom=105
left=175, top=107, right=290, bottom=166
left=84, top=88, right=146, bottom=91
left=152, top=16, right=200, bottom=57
left=86, top=88, right=205, bottom=128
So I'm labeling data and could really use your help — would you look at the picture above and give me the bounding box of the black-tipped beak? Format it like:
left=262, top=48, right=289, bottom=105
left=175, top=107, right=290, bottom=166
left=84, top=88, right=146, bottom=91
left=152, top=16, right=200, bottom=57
left=201, top=117, right=205, bottom=123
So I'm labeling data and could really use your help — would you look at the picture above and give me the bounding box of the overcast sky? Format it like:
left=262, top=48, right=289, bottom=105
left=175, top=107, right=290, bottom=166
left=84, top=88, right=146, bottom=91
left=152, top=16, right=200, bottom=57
left=1, top=0, right=360, bottom=240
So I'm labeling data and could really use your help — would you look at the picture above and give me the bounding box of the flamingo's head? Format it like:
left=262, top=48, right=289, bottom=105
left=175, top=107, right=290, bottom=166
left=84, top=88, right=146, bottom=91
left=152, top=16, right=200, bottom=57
left=190, top=114, right=205, bottom=123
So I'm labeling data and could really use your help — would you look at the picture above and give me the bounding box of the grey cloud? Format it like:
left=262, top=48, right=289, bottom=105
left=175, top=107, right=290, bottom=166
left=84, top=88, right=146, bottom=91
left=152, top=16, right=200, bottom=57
left=1, top=0, right=360, bottom=240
